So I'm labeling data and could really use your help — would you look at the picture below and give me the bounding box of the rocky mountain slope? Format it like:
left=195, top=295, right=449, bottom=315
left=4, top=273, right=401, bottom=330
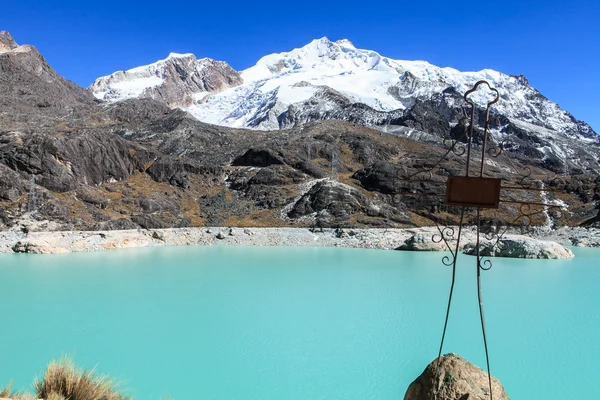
left=0, top=31, right=96, bottom=110
left=92, top=37, right=599, bottom=175
left=1, top=31, right=599, bottom=233
left=91, top=53, right=242, bottom=108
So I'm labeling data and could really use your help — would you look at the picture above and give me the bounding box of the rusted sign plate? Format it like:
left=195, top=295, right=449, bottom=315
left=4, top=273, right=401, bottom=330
left=445, top=176, right=501, bottom=208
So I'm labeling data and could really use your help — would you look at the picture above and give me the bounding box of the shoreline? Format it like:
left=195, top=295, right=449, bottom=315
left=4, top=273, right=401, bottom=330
left=1, top=225, right=598, bottom=255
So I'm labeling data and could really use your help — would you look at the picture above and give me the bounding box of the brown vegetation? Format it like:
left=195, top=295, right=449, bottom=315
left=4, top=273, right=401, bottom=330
left=1, top=357, right=130, bottom=400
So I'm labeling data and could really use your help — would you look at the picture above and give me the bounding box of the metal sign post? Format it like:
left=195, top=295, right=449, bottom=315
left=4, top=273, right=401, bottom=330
left=395, top=80, right=566, bottom=399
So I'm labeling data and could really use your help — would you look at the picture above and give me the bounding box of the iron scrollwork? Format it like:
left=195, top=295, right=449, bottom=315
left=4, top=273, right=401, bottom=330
left=391, top=80, right=569, bottom=400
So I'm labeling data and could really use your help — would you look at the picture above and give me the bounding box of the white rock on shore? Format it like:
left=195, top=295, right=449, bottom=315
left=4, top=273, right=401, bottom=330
left=462, top=235, right=575, bottom=259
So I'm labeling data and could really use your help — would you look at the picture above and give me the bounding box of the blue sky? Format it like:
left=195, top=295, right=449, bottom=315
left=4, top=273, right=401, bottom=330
left=2, top=0, right=599, bottom=131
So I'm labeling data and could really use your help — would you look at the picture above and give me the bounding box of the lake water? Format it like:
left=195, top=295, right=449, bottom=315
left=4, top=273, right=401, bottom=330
left=0, top=245, right=599, bottom=399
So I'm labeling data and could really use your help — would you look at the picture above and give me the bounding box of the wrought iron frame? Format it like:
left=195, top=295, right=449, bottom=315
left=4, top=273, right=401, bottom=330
left=394, top=80, right=567, bottom=399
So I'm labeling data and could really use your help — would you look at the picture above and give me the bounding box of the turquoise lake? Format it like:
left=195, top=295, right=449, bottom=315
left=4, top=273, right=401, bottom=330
left=1, top=245, right=599, bottom=399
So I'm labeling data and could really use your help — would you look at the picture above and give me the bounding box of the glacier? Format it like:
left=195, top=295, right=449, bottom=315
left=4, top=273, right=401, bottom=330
left=91, top=36, right=596, bottom=145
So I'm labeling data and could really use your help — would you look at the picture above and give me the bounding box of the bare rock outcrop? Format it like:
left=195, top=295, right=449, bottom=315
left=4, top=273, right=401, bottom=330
left=404, top=353, right=510, bottom=400
left=91, top=54, right=242, bottom=107
left=0, top=31, right=18, bottom=52
left=12, top=238, right=68, bottom=254
left=0, top=32, right=96, bottom=109
left=463, top=235, right=574, bottom=259
left=287, top=180, right=370, bottom=220
left=396, top=232, right=447, bottom=251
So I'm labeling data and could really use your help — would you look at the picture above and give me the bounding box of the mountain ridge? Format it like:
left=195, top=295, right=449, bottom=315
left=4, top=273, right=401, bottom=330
left=89, top=36, right=600, bottom=176
left=0, top=31, right=598, bottom=233
left=90, top=36, right=596, bottom=140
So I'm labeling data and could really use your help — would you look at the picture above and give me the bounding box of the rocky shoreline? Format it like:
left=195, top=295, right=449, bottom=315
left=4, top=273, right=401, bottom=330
left=1, top=223, right=597, bottom=257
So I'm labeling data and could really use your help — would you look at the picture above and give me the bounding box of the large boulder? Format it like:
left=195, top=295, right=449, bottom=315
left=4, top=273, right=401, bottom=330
left=404, top=353, right=510, bottom=400
left=396, top=232, right=447, bottom=251
left=232, top=148, right=284, bottom=167
left=463, top=235, right=574, bottom=259
left=287, top=180, right=369, bottom=220
left=12, top=239, right=68, bottom=254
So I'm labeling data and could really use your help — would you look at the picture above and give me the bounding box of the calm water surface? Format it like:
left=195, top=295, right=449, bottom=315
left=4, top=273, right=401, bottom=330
left=0, top=246, right=599, bottom=399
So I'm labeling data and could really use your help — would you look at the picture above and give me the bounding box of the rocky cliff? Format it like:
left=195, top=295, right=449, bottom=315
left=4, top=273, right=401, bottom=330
left=0, top=31, right=96, bottom=110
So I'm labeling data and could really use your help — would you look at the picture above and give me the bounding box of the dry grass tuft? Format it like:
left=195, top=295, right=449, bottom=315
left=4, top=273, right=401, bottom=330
left=33, top=356, right=128, bottom=400
left=0, top=382, right=15, bottom=398
left=0, top=382, right=36, bottom=400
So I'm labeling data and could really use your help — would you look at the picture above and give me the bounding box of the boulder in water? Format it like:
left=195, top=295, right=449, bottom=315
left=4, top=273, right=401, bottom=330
left=463, top=235, right=574, bottom=259
left=404, top=353, right=510, bottom=400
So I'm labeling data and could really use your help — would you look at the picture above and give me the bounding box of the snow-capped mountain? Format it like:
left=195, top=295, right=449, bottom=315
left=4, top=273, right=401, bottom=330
left=91, top=37, right=596, bottom=143
left=91, top=53, right=242, bottom=108
left=2, top=29, right=600, bottom=231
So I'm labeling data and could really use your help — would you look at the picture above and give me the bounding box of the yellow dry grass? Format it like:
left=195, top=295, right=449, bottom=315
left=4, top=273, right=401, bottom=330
left=34, top=356, right=128, bottom=400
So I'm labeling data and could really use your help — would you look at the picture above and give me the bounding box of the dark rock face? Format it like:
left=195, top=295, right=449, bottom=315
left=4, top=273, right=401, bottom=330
left=396, top=102, right=450, bottom=138
left=353, top=160, right=447, bottom=198
left=246, top=166, right=304, bottom=186
left=0, top=130, right=154, bottom=192
left=106, top=98, right=172, bottom=124
left=0, top=163, right=26, bottom=201
left=135, top=192, right=180, bottom=214
left=287, top=180, right=368, bottom=220
left=75, top=186, right=110, bottom=209
left=404, top=354, right=510, bottom=400
left=145, top=156, right=206, bottom=188
left=232, top=148, right=284, bottom=167
left=34, top=189, right=71, bottom=221
left=277, top=86, right=406, bottom=129
left=353, top=162, right=399, bottom=194
left=131, top=214, right=190, bottom=229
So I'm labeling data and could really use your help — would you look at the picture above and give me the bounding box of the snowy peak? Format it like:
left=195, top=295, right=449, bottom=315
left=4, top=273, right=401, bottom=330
left=127, top=52, right=195, bottom=73
left=90, top=36, right=596, bottom=147
left=511, top=74, right=529, bottom=86
left=91, top=53, right=242, bottom=107
left=242, top=36, right=401, bottom=83
left=335, top=39, right=356, bottom=49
